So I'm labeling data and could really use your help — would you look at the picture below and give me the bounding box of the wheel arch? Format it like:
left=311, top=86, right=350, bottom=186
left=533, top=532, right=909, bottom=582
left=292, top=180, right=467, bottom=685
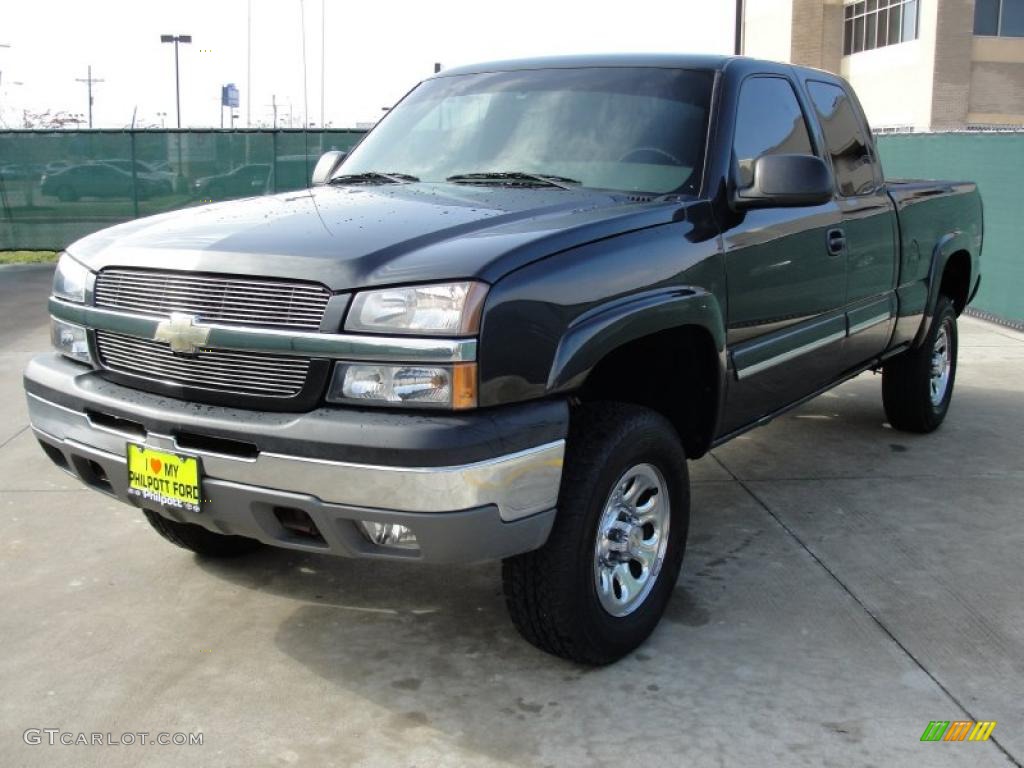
left=914, top=232, right=977, bottom=348
left=547, top=288, right=727, bottom=458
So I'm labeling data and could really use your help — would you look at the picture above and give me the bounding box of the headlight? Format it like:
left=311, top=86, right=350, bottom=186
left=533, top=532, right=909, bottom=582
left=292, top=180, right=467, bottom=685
left=52, top=252, right=90, bottom=303
left=50, top=318, right=92, bottom=364
left=327, top=362, right=477, bottom=409
left=346, top=281, right=487, bottom=336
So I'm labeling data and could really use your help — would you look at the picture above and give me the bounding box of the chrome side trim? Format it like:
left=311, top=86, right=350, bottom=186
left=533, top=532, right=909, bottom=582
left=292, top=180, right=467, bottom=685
left=848, top=312, right=892, bottom=336
left=49, top=298, right=477, bottom=363
left=27, top=392, right=561, bottom=521
left=735, top=330, right=846, bottom=380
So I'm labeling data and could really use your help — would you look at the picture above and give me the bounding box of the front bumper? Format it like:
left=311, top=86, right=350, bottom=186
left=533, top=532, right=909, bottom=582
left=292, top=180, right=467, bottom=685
left=24, top=354, right=567, bottom=563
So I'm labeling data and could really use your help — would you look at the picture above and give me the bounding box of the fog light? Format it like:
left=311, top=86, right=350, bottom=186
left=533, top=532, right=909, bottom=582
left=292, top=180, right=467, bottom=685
left=357, top=521, right=419, bottom=550
left=50, top=318, right=92, bottom=364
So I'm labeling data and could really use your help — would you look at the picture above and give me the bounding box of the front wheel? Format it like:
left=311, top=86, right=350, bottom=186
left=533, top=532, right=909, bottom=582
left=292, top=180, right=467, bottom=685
left=502, top=403, right=689, bottom=665
left=882, top=294, right=958, bottom=433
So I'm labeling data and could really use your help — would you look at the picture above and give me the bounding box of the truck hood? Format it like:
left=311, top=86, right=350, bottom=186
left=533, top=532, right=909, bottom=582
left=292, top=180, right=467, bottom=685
left=68, top=183, right=685, bottom=291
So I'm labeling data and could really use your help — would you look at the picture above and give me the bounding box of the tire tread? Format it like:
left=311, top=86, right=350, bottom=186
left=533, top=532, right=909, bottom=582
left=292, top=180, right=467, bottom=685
left=502, top=403, right=687, bottom=664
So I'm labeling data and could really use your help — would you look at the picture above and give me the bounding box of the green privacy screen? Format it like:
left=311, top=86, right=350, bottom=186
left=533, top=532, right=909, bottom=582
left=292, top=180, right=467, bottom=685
left=0, top=129, right=365, bottom=251
left=2, top=129, right=1019, bottom=324
left=876, top=132, right=1023, bottom=326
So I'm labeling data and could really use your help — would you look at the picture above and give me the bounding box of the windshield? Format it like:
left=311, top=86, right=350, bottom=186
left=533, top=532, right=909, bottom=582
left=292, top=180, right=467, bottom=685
left=341, top=67, right=714, bottom=195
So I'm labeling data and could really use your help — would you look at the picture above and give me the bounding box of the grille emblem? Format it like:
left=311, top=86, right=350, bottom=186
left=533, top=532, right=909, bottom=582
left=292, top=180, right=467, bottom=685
left=154, top=313, right=211, bottom=356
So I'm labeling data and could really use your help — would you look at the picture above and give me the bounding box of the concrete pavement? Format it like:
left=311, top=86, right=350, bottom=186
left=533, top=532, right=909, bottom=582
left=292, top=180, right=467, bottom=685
left=0, top=263, right=1021, bottom=767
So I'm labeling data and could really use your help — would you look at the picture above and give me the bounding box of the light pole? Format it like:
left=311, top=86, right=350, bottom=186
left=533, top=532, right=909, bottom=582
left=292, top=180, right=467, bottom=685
left=735, top=0, right=745, bottom=56
left=160, top=34, right=192, bottom=128
left=157, top=111, right=167, bottom=128
left=0, top=43, right=12, bottom=125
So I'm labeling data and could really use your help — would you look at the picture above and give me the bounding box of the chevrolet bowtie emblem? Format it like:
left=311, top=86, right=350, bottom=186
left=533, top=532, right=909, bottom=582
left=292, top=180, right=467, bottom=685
left=154, top=313, right=212, bottom=355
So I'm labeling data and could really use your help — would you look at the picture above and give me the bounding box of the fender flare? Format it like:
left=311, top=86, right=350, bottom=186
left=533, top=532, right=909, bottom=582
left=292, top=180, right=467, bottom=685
left=546, top=287, right=727, bottom=393
left=914, top=230, right=974, bottom=347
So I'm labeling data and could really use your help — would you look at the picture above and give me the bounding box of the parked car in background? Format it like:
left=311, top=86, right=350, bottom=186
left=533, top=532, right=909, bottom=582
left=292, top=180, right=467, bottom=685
left=191, top=163, right=270, bottom=199
left=26, top=55, right=982, bottom=664
left=0, top=164, right=37, bottom=181
left=102, top=159, right=177, bottom=187
left=40, top=163, right=172, bottom=202
left=191, top=155, right=316, bottom=200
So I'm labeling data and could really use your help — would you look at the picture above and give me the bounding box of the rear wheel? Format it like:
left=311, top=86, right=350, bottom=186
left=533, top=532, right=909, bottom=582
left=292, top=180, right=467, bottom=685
left=502, top=403, right=689, bottom=665
left=882, top=295, right=958, bottom=433
left=55, top=185, right=78, bottom=203
left=144, top=510, right=263, bottom=558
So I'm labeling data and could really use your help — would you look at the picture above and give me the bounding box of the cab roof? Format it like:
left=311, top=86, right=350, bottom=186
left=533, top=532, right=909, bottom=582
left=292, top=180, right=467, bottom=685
left=435, top=53, right=756, bottom=78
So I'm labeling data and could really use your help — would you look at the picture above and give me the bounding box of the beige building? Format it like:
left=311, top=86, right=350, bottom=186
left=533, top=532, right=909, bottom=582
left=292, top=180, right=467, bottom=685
left=742, top=0, right=1024, bottom=130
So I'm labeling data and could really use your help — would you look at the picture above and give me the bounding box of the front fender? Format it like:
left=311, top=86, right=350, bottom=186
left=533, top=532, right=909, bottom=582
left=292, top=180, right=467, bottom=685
left=547, top=287, right=726, bottom=392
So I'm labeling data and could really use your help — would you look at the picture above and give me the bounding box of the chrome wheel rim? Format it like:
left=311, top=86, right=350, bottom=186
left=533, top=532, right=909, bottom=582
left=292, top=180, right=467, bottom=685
left=593, top=463, right=670, bottom=617
left=930, top=323, right=952, bottom=406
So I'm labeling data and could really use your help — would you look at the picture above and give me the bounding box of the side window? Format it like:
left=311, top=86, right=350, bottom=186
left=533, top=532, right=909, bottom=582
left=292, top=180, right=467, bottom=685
left=807, top=81, right=878, bottom=196
left=732, top=76, right=814, bottom=187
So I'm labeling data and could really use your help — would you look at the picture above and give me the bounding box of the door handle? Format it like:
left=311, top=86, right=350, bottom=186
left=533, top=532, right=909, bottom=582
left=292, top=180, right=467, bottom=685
left=827, top=228, right=847, bottom=256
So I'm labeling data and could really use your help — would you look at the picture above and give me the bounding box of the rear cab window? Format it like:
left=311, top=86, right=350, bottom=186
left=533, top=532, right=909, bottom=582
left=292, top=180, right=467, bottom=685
left=806, top=81, right=880, bottom=196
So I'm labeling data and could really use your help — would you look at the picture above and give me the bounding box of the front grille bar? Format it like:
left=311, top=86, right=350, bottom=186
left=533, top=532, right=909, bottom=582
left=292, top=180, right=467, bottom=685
left=97, top=330, right=310, bottom=397
left=51, top=298, right=478, bottom=364
left=94, top=269, right=331, bottom=330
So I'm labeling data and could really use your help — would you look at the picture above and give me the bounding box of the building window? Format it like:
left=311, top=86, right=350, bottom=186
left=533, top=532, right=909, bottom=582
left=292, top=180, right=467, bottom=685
left=843, top=0, right=919, bottom=56
left=974, top=0, right=1024, bottom=37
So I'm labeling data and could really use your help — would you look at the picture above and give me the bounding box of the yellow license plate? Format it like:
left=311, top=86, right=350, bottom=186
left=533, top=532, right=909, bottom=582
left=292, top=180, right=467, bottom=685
left=127, top=444, right=202, bottom=513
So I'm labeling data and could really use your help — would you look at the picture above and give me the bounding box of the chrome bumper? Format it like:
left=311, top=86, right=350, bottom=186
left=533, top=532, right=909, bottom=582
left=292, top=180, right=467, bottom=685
left=24, top=355, right=566, bottom=563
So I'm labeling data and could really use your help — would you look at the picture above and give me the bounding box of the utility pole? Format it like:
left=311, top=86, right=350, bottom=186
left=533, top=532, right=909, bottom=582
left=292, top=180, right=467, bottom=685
left=75, top=65, right=105, bottom=129
left=270, top=95, right=278, bottom=128
left=160, top=34, right=192, bottom=128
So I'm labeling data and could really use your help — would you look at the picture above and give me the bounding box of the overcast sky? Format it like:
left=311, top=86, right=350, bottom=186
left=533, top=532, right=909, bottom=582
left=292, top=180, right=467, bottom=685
left=0, top=0, right=736, bottom=129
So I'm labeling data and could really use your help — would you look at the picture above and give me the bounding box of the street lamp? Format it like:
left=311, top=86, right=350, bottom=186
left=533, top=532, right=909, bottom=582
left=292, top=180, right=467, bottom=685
left=160, top=34, right=192, bottom=128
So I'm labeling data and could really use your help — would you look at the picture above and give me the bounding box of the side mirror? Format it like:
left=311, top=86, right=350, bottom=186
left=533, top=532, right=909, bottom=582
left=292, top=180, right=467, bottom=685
left=311, top=150, right=347, bottom=186
left=733, top=154, right=833, bottom=209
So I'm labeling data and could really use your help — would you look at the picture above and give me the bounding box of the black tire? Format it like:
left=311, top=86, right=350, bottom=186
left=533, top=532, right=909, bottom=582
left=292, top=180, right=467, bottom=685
left=143, top=510, right=263, bottom=558
left=883, top=295, right=958, bottom=433
left=502, top=403, right=689, bottom=665
left=55, top=185, right=78, bottom=203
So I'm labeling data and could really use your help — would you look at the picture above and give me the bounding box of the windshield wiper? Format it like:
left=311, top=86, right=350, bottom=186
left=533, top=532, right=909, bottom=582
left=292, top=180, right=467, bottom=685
left=446, top=171, right=581, bottom=190
left=329, top=171, right=419, bottom=185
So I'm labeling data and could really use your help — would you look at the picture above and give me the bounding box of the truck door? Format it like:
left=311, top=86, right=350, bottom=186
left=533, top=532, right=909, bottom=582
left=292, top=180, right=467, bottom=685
left=805, top=80, right=898, bottom=370
left=719, top=75, right=847, bottom=435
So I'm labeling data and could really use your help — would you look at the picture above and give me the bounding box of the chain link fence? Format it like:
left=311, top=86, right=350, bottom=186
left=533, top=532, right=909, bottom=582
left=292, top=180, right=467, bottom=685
left=0, top=129, right=366, bottom=251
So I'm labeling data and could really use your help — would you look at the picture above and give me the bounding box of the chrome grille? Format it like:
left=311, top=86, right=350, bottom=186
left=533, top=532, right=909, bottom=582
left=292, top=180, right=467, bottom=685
left=94, top=269, right=331, bottom=330
left=95, top=330, right=311, bottom=398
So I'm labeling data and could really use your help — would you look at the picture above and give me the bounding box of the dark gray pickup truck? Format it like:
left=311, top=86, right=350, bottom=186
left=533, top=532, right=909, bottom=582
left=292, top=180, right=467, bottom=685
left=25, top=54, right=982, bottom=664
